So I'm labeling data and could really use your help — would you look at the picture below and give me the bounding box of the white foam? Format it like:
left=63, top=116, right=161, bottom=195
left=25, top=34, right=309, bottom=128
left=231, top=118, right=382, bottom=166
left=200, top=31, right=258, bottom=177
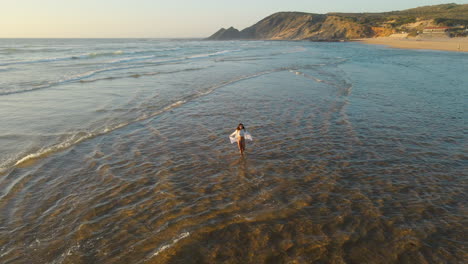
left=13, top=132, right=92, bottom=167
left=0, top=50, right=238, bottom=94
left=165, top=100, right=185, bottom=109
left=87, top=50, right=125, bottom=57
left=6, top=67, right=292, bottom=170
left=151, top=232, right=190, bottom=257
left=0, top=65, right=145, bottom=96
left=186, top=49, right=238, bottom=59
left=0, top=247, right=14, bottom=258
left=11, top=119, right=137, bottom=168
left=106, top=55, right=155, bottom=64
left=0, top=50, right=126, bottom=66
left=0, top=55, right=77, bottom=66
left=291, top=70, right=325, bottom=83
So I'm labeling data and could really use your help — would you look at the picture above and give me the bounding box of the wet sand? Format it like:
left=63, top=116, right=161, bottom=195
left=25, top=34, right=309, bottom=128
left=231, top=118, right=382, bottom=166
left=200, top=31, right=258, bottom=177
left=357, top=37, right=468, bottom=52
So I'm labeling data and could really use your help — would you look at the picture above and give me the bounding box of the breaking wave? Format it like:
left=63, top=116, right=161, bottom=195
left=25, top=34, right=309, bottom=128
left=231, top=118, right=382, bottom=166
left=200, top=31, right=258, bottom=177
left=4, top=67, right=292, bottom=170
left=0, top=50, right=238, bottom=96
left=0, top=50, right=126, bottom=66
left=149, top=232, right=190, bottom=258
left=0, top=48, right=233, bottom=67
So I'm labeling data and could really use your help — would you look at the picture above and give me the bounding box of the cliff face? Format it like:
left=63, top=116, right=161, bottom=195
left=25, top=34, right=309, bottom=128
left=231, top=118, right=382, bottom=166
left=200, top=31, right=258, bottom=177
left=308, top=16, right=373, bottom=40
left=207, top=4, right=468, bottom=41
left=207, top=12, right=375, bottom=41
left=206, top=27, right=240, bottom=40
left=239, top=12, right=326, bottom=40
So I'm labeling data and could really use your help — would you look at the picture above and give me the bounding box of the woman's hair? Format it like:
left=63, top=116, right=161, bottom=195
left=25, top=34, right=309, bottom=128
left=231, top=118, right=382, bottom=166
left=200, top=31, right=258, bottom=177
left=237, top=123, right=245, bottom=130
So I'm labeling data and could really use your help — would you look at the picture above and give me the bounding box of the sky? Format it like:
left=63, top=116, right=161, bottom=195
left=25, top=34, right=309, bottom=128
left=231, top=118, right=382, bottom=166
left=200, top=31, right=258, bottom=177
left=1, top=0, right=467, bottom=38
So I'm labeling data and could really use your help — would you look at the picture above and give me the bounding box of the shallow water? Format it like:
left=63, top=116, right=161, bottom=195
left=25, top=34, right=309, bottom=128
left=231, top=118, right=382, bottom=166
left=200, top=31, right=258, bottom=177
left=0, top=39, right=466, bottom=263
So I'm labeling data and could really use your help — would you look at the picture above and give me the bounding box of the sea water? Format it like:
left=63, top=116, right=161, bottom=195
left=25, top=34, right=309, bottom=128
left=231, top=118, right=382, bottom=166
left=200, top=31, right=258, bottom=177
left=0, top=39, right=466, bottom=263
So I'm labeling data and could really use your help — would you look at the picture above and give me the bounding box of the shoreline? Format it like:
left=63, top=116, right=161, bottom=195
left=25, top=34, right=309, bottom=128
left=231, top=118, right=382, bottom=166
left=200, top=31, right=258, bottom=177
left=355, top=37, right=468, bottom=52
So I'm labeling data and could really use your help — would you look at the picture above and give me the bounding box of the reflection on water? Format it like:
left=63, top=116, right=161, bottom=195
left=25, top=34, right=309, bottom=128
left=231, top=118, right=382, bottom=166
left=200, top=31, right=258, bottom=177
left=0, top=40, right=466, bottom=263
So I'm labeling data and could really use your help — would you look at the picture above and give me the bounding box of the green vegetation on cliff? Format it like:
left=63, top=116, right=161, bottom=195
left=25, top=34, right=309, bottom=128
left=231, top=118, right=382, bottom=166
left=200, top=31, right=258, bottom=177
left=207, top=3, right=468, bottom=41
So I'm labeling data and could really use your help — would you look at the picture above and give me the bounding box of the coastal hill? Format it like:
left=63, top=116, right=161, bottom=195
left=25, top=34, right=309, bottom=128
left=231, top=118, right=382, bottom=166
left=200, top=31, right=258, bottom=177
left=207, top=3, right=468, bottom=41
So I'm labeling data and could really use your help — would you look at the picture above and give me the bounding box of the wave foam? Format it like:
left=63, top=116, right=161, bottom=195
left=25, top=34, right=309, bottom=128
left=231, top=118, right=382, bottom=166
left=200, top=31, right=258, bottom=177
left=79, top=67, right=205, bottom=84
left=0, top=47, right=72, bottom=54
left=6, top=67, right=291, bottom=169
left=11, top=121, right=133, bottom=168
left=89, top=50, right=124, bottom=56
left=151, top=232, right=190, bottom=257
left=1, top=50, right=238, bottom=96
left=0, top=65, right=146, bottom=96
left=13, top=132, right=93, bottom=167
left=0, top=47, right=216, bottom=67
left=186, top=49, right=238, bottom=59
left=0, top=50, right=127, bottom=66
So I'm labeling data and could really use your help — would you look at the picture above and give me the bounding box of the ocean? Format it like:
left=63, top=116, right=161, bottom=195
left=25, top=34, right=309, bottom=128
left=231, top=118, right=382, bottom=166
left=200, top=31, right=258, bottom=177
left=0, top=39, right=466, bottom=263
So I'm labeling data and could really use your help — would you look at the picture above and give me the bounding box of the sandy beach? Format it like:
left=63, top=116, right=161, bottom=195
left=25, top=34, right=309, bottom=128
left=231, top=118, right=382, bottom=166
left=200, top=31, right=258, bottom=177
left=357, top=37, right=468, bottom=52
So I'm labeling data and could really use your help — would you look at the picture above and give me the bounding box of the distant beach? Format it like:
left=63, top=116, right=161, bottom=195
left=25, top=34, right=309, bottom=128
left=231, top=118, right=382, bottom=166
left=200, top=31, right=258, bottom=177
left=357, top=37, right=468, bottom=52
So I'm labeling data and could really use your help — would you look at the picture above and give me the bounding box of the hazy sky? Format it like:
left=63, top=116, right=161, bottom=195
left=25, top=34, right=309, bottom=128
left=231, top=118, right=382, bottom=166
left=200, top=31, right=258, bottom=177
left=1, top=0, right=467, bottom=38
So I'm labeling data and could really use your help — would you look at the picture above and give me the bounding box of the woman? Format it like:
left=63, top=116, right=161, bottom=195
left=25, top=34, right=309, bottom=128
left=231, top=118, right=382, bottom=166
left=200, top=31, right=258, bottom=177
left=229, top=123, right=253, bottom=155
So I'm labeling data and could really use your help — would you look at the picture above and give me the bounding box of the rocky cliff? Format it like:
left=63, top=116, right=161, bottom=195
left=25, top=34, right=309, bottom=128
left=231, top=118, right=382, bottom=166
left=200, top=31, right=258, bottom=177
left=208, top=12, right=369, bottom=41
left=207, top=27, right=240, bottom=40
left=207, top=3, right=468, bottom=41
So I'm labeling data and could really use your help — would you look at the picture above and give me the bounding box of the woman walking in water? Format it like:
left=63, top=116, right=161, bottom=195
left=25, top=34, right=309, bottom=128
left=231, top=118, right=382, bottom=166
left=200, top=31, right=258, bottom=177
left=230, top=123, right=253, bottom=155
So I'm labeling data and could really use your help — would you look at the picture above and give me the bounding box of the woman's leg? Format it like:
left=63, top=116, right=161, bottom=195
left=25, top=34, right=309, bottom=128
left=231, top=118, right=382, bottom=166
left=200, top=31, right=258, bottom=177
left=237, top=139, right=242, bottom=153
left=239, top=137, right=245, bottom=154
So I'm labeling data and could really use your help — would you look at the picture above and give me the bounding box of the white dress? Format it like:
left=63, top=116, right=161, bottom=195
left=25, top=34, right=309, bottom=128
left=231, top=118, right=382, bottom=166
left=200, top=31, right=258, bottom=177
left=229, top=129, right=253, bottom=144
